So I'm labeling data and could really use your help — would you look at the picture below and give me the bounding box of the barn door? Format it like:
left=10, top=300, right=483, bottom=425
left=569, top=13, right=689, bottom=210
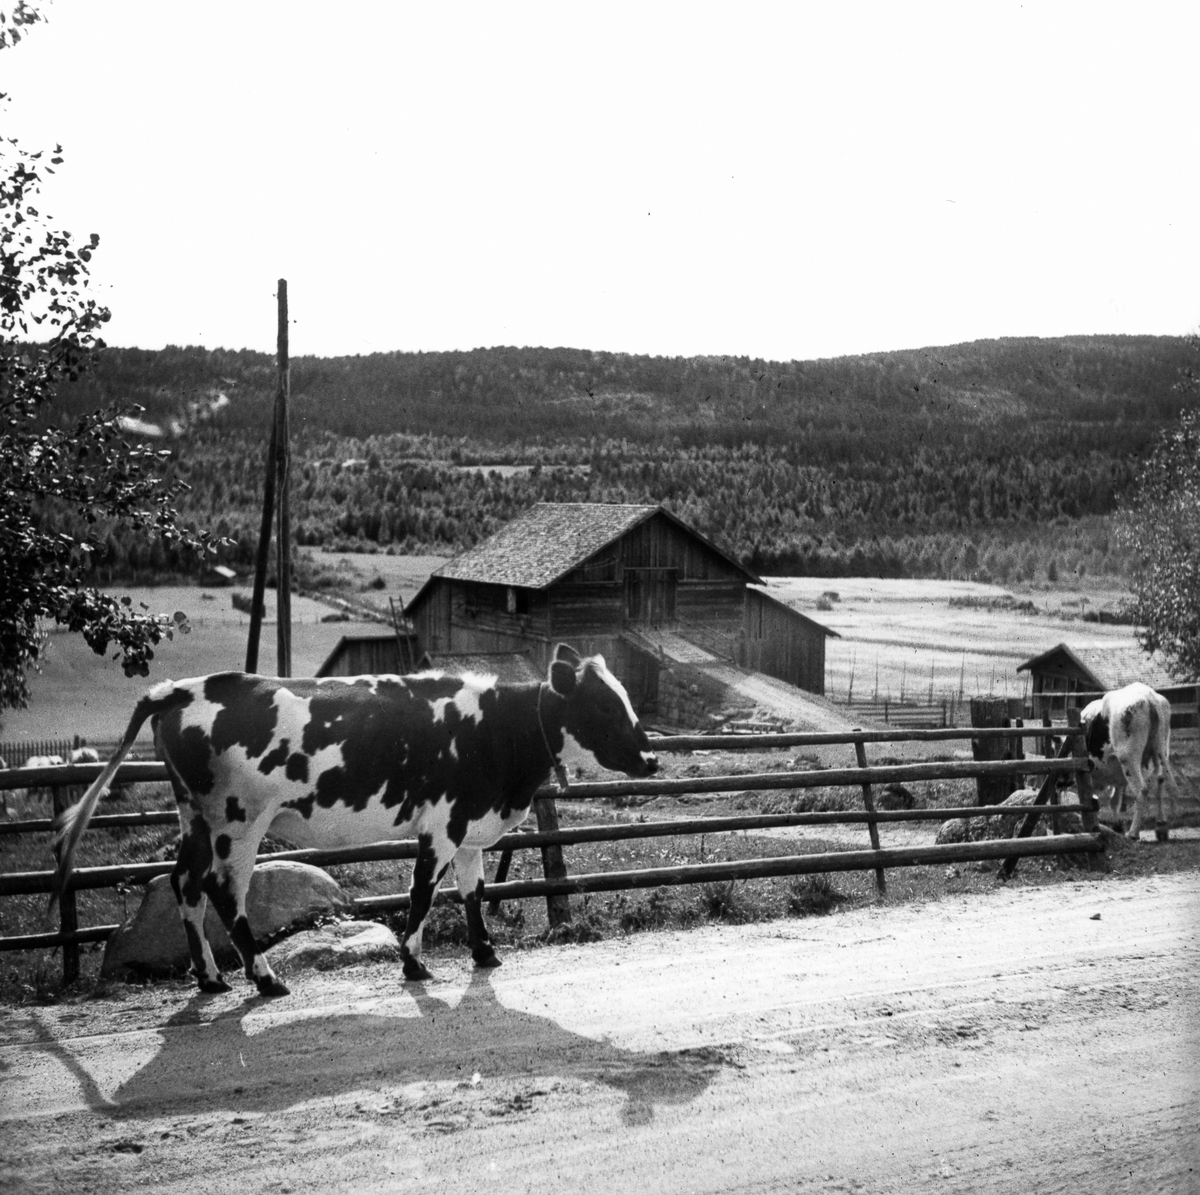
left=624, top=569, right=677, bottom=627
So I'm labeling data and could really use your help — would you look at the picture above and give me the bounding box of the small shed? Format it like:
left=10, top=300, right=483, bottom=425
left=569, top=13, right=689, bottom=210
left=1017, top=643, right=1180, bottom=718
left=316, top=629, right=419, bottom=678
left=202, top=565, right=238, bottom=587
left=740, top=586, right=839, bottom=694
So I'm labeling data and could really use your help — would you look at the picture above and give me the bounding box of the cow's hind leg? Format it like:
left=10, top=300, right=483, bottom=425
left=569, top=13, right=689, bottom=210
left=204, top=830, right=290, bottom=998
left=400, top=832, right=451, bottom=981
left=454, top=847, right=500, bottom=968
left=1121, top=762, right=1149, bottom=841
left=1151, top=763, right=1171, bottom=842
left=171, top=814, right=229, bottom=994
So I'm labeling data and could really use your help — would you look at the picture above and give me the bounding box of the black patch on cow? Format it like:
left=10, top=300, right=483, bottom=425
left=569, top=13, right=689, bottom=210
left=225, top=796, right=246, bottom=823
left=206, top=673, right=279, bottom=760
left=1121, top=704, right=1139, bottom=736
left=258, top=740, right=291, bottom=775
left=214, top=833, right=232, bottom=860
left=1086, top=712, right=1110, bottom=761
left=172, top=816, right=214, bottom=907
left=165, top=724, right=217, bottom=796
left=282, top=793, right=316, bottom=820
left=285, top=752, right=309, bottom=784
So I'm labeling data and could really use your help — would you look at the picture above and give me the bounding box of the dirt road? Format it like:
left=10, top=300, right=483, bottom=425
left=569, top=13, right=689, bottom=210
left=2, top=872, right=1197, bottom=1194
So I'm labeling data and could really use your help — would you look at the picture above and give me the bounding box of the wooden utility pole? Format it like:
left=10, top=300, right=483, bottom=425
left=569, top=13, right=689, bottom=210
left=274, top=280, right=292, bottom=678
left=245, top=280, right=292, bottom=677
left=244, top=410, right=278, bottom=674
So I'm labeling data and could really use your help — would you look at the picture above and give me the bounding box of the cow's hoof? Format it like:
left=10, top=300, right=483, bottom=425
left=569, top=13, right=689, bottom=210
left=472, top=947, right=502, bottom=969
left=1125, top=831, right=1141, bottom=842
left=197, top=976, right=232, bottom=995
left=402, top=956, right=433, bottom=982
left=256, top=977, right=291, bottom=999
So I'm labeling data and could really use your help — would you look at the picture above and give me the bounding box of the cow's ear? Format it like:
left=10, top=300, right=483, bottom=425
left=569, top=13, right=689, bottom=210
left=554, top=643, right=582, bottom=668
left=549, top=659, right=577, bottom=697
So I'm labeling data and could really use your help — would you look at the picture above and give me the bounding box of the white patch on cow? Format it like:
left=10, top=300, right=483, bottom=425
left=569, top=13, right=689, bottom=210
left=593, top=659, right=640, bottom=729
left=430, top=677, right=494, bottom=727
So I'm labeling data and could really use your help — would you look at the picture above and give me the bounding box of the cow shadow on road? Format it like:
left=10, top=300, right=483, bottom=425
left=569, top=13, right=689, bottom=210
left=83, top=968, right=723, bottom=1127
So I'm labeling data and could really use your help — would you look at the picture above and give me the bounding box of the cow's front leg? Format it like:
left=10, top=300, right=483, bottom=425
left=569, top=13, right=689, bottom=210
left=454, top=846, right=500, bottom=968
left=401, top=832, right=450, bottom=981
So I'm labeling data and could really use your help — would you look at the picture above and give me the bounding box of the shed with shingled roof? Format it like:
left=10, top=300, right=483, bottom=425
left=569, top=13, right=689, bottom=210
left=405, top=502, right=835, bottom=719
left=1017, top=642, right=1189, bottom=717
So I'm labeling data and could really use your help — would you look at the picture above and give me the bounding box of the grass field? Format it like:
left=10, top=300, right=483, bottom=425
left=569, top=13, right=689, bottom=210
left=765, top=575, right=1145, bottom=705
left=0, top=564, right=1151, bottom=748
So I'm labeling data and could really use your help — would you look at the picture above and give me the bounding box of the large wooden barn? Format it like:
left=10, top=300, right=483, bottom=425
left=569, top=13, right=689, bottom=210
left=405, top=502, right=835, bottom=718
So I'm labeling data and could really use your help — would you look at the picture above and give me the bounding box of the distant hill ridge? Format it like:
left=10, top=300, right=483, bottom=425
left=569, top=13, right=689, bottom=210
left=54, top=334, right=1197, bottom=453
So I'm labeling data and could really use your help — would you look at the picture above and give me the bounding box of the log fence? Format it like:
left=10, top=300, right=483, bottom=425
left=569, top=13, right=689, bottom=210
left=0, top=723, right=1106, bottom=984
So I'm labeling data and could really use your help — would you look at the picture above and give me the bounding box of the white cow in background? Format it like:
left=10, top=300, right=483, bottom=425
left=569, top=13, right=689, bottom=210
left=1080, top=683, right=1182, bottom=841
left=3, top=754, right=66, bottom=821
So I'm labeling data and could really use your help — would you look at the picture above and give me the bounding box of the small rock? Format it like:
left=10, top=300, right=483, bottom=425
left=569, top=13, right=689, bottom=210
left=268, top=920, right=401, bottom=970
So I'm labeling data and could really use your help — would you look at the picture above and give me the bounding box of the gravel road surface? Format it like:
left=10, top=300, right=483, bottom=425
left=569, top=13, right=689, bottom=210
left=1, top=872, right=1196, bottom=1194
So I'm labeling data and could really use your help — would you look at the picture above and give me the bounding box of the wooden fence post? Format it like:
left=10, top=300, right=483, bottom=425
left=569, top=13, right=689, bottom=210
left=533, top=795, right=573, bottom=927
left=970, top=697, right=1017, bottom=806
left=853, top=735, right=887, bottom=894
left=51, top=785, right=79, bottom=985
left=1068, top=707, right=1106, bottom=871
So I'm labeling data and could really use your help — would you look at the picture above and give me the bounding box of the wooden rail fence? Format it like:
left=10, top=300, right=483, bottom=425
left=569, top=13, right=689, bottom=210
left=0, top=723, right=1104, bottom=984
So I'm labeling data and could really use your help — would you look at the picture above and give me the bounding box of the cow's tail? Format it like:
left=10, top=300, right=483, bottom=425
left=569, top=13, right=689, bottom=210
left=48, top=682, right=191, bottom=915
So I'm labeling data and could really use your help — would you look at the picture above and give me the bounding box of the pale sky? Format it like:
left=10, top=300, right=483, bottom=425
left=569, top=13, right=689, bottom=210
left=4, top=1, right=1198, bottom=362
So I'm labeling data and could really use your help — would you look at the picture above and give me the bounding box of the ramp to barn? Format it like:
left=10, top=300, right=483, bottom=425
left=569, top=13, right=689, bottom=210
left=623, top=627, right=871, bottom=736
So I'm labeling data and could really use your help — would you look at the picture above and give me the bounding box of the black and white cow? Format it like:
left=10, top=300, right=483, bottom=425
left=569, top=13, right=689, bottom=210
left=1080, top=682, right=1181, bottom=841
left=53, top=644, right=658, bottom=998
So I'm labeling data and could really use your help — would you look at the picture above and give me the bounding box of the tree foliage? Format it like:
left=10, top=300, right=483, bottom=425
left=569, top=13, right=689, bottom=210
left=1120, top=338, right=1200, bottom=678
left=0, top=11, right=212, bottom=711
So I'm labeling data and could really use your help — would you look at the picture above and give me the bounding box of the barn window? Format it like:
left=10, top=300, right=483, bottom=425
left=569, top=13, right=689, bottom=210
left=507, top=587, right=530, bottom=616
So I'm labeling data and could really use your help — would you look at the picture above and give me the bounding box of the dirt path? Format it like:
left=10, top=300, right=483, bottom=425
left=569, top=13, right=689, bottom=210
left=1, top=873, right=1197, bottom=1194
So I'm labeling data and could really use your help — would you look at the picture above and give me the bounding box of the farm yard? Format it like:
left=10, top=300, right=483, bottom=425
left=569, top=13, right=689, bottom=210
left=2, top=679, right=1198, bottom=1192
left=1, top=483, right=1197, bottom=1195
left=1, top=557, right=1197, bottom=1195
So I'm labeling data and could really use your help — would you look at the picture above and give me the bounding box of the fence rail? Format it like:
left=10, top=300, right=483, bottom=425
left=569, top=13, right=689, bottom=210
left=0, top=721, right=1104, bottom=982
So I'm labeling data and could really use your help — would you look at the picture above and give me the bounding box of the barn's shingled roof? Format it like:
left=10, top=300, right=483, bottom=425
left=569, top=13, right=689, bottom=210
left=434, top=502, right=657, bottom=589
left=1017, top=642, right=1182, bottom=690
left=428, top=502, right=757, bottom=591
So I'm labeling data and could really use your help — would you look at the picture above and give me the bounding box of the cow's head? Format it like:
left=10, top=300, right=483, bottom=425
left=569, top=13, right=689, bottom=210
left=548, top=644, right=658, bottom=778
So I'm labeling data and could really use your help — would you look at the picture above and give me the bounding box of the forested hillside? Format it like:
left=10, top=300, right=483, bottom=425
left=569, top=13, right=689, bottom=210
left=47, top=335, right=1198, bottom=583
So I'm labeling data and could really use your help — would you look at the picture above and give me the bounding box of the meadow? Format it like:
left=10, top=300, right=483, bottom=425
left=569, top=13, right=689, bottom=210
left=0, top=554, right=1147, bottom=751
